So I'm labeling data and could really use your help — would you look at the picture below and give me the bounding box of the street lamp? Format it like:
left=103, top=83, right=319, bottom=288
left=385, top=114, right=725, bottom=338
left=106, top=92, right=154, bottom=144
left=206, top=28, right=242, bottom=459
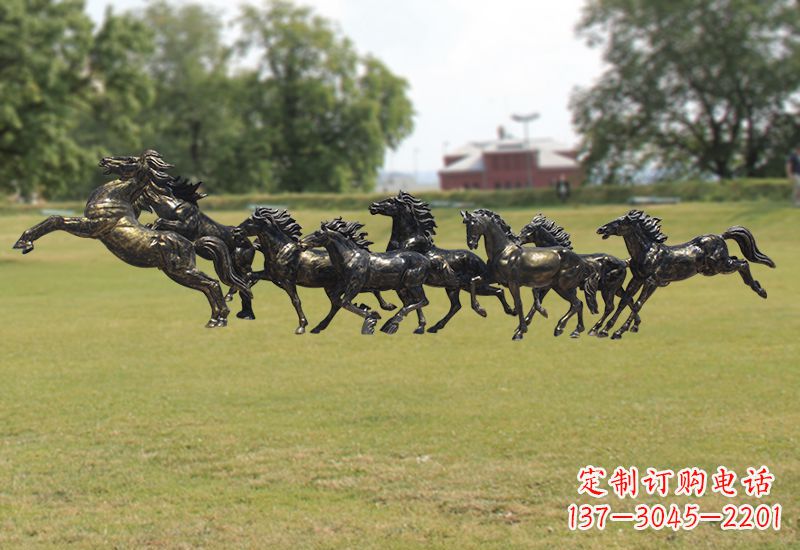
left=511, top=112, right=539, bottom=188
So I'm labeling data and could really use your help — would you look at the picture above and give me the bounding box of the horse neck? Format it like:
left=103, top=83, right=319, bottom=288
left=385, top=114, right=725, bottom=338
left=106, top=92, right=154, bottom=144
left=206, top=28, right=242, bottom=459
left=257, top=227, right=296, bottom=261
left=622, top=225, right=655, bottom=259
left=323, top=233, right=361, bottom=271
left=389, top=211, right=420, bottom=248
left=482, top=222, right=517, bottom=260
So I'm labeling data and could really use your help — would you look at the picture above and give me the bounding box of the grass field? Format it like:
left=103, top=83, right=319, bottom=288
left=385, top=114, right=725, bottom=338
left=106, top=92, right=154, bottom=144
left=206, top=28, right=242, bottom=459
left=0, top=202, right=798, bottom=548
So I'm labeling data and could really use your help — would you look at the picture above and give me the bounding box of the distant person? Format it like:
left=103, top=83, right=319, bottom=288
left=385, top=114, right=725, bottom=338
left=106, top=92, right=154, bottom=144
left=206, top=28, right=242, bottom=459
left=788, top=144, right=800, bottom=207
left=555, top=175, right=571, bottom=202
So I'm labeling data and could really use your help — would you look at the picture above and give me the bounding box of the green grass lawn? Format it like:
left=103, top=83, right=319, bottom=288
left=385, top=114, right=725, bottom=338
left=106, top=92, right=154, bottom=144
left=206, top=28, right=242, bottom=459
left=0, top=202, right=797, bottom=548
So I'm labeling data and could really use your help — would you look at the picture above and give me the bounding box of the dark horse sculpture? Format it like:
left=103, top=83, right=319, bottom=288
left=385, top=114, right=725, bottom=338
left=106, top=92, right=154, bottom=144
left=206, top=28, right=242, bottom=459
left=369, top=191, right=515, bottom=332
left=596, top=209, right=775, bottom=339
left=237, top=208, right=394, bottom=334
left=137, top=176, right=258, bottom=319
left=301, top=218, right=432, bottom=335
left=519, top=213, right=633, bottom=336
left=12, top=150, right=251, bottom=327
left=462, top=209, right=598, bottom=340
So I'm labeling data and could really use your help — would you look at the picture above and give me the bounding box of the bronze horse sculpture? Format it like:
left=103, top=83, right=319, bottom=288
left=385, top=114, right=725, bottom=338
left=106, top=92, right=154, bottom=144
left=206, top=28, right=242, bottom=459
left=369, top=191, right=516, bottom=332
left=462, top=209, right=598, bottom=340
left=137, top=176, right=258, bottom=319
left=237, top=208, right=395, bottom=334
left=519, top=214, right=634, bottom=337
left=301, top=218, right=433, bottom=335
left=596, top=209, right=776, bottom=339
left=12, top=150, right=251, bottom=327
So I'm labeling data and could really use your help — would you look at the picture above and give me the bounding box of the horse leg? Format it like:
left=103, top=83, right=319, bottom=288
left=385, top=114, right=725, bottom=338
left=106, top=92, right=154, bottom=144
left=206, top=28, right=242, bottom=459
left=525, top=288, right=550, bottom=325
left=381, top=286, right=429, bottom=335
left=428, top=287, right=461, bottom=333
left=279, top=282, right=308, bottom=335
left=469, top=276, right=488, bottom=317
left=397, top=288, right=427, bottom=334
left=310, top=287, right=345, bottom=334
left=474, top=283, right=515, bottom=316
left=510, top=283, right=527, bottom=341
left=373, top=291, right=397, bottom=311
left=164, top=267, right=229, bottom=328
left=723, top=256, right=768, bottom=298
left=612, top=283, right=656, bottom=340
left=589, top=288, right=615, bottom=336
left=13, top=216, right=106, bottom=253
left=552, top=287, right=583, bottom=338
left=598, top=279, right=642, bottom=338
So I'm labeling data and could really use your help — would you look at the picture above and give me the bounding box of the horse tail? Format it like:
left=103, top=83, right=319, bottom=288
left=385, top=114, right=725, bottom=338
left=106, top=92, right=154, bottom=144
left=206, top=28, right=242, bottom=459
left=583, top=261, right=600, bottom=315
left=722, top=226, right=776, bottom=268
left=195, top=236, right=253, bottom=299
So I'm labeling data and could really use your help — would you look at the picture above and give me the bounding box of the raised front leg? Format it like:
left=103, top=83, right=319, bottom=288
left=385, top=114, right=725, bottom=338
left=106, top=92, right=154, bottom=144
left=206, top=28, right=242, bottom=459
left=14, top=216, right=107, bottom=253
left=373, top=291, right=397, bottom=311
left=469, top=276, right=488, bottom=317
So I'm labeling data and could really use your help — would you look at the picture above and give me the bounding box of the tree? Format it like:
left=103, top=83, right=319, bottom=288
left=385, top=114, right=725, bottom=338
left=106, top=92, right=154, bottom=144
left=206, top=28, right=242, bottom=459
left=237, top=0, right=414, bottom=192
left=571, top=0, right=800, bottom=183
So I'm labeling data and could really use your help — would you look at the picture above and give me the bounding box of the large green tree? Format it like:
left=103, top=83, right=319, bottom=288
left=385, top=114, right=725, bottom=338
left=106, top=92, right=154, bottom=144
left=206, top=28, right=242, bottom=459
left=572, top=0, right=800, bottom=183
left=237, top=0, right=414, bottom=192
left=0, top=1, right=154, bottom=199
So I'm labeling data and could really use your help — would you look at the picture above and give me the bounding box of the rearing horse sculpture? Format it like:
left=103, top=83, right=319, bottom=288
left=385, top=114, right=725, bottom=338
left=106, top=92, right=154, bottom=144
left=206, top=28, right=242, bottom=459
left=596, top=209, right=776, bottom=339
left=369, top=191, right=515, bottom=332
left=137, top=176, right=258, bottom=319
left=12, top=150, right=251, bottom=327
left=519, top=213, right=634, bottom=336
left=462, top=209, right=598, bottom=340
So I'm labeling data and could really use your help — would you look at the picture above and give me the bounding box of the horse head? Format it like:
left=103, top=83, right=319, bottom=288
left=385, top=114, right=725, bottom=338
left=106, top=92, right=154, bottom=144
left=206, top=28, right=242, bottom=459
left=519, top=213, right=572, bottom=248
left=240, top=207, right=303, bottom=246
left=597, top=210, right=667, bottom=243
left=369, top=195, right=404, bottom=217
left=99, top=150, right=174, bottom=187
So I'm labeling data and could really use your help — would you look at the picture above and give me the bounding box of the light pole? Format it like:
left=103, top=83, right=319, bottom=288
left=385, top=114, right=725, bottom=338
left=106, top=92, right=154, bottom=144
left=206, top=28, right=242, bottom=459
left=512, top=112, right=539, bottom=188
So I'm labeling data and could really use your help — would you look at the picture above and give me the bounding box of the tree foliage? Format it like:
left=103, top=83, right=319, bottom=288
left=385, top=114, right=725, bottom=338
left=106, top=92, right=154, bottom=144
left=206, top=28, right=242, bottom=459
left=1, top=0, right=414, bottom=199
left=572, top=0, right=800, bottom=183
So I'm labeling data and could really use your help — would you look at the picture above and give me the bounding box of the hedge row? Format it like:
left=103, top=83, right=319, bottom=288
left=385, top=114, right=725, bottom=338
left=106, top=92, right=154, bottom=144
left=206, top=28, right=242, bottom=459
left=2, top=179, right=793, bottom=214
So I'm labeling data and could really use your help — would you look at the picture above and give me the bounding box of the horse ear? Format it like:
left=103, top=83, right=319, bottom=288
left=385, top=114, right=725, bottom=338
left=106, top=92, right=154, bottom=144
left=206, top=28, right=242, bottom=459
left=460, top=210, right=468, bottom=221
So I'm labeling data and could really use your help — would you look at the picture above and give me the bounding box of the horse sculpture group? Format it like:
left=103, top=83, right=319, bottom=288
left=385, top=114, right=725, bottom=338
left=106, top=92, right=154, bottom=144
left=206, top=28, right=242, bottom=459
left=13, top=150, right=776, bottom=340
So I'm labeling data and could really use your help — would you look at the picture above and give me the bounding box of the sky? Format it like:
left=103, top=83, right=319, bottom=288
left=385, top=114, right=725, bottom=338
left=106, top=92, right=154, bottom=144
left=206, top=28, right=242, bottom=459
left=85, top=0, right=605, bottom=178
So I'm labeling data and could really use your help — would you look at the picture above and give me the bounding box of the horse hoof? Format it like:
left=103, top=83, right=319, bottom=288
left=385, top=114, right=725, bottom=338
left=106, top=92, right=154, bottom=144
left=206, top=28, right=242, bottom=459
left=512, top=331, right=523, bottom=341
left=587, top=328, right=597, bottom=337
left=380, top=322, right=399, bottom=335
left=570, top=331, right=581, bottom=339
left=361, top=317, right=378, bottom=335
left=553, top=327, right=563, bottom=337
left=630, top=325, right=639, bottom=333
left=205, top=318, right=226, bottom=328
left=475, top=307, right=487, bottom=318
left=506, top=308, right=517, bottom=316
left=413, top=326, right=425, bottom=335
left=295, top=326, right=306, bottom=335
left=381, top=303, right=397, bottom=311
left=236, top=311, right=255, bottom=320
left=597, top=330, right=609, bottom=338
left=224, top=294, right=235, bottom=303
left=757, top=287, right=767, bottom=299
left=539, top=308, right=549, bottom=319
left=310, top=327, right=322, bottom=334
left=611, top=332, right=623, bottom=340
left=427, top=325, right=441, bottom=334
left=12, top=239, right=33, bottom=254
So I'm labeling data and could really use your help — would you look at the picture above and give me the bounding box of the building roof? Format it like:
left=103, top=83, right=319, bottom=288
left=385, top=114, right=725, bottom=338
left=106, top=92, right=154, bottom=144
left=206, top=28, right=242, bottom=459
left=440, top=138, right=578, bottom=174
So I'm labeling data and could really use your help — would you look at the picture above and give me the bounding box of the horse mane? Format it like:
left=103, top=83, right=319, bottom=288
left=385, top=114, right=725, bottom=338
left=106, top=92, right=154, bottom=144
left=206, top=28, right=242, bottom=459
left=525, top=213, right=573, bottom=249
left=395, top=190, right=437, bottom=239
left=473, top=208, right=519, bottom=244
left=166, top=176, right=207, bottom=204
left=252, top=207, right=303, bottom=242
left=625, top=209, right=668, bottom=243
left=320, top=217, right=373, bottom=250
left=139, top=150, right=174, bottom=187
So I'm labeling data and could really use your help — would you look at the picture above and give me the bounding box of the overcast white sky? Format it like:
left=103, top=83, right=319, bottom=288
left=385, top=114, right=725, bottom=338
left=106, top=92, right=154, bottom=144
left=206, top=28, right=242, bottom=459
left=86, top=0, right=605, bottom=177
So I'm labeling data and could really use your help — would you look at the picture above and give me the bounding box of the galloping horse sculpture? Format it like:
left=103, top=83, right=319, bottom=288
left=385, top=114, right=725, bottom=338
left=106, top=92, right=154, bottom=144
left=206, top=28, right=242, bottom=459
left=301, top=218, right=432, bottom=335
left=237, top=208, right=395, bottom=334
left=369, top=191, right=515, bottom=332
left=12, top=150, right=251, bottom=327
left=137, top=176, right=258, bottom=319
left=596, top=209, right=775, bottom=339
left=462, top=209, right=598, bottom=340
left=519, top=214, right=633, bottom=336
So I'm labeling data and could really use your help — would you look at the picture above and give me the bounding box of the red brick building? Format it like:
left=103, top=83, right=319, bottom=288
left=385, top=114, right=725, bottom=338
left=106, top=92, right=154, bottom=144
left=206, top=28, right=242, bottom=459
left=439, top=138, right=582, bottom=191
